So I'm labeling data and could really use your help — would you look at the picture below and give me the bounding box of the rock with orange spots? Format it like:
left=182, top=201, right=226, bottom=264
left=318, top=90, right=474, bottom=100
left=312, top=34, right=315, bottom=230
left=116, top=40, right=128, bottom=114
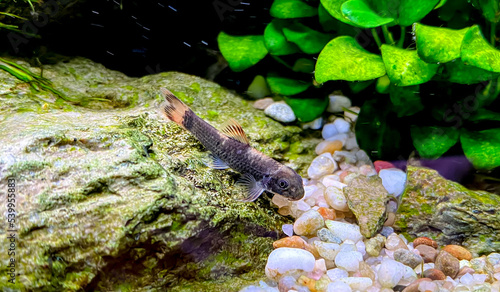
left=315, top=140, right=343, bottom=155
left=413, top=237, right=438, bottom=249
left=442, top=244, right=472, bottom=261
left=273, top=236, right=307, bottom=249
left=317, top=207, right=336, bottom=220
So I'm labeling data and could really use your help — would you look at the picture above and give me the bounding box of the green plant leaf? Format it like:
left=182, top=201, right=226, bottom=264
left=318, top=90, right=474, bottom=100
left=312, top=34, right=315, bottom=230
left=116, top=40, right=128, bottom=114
left=217, top=32, right=268, bottom=72
left=381, top=45, right=439, bottom=86
left=284, top=95, right=329, bottom=122
left=282, top=23, right=332, bottom=54
left=411, top=125, right=459, bottom=159
left=349, top=80, right=374, bottom=93
left=461, top=25, right=500, bottom=73
left=270, top=0, right=318, bottom=18
left=414, top=23, right=468, bottom=63
left=389, top=85, right=423, bottom=117
left=398, top=0, right=440, bottom=27
left=292, top=58, right=315, bottom=73
left=266, top=73, right=311, bottom=95
left=315, top=36, right=386, bottom=83
left=341, top=0, right=394, bottom=28
left=445, top=59, right=500, bottom=84
left=468, top=109, right=500, bottom=122
left=474, top=0, right=500, bottom=23
left=434, top=0, right=448, bottom=9
left=461, top=128, right=500, bottom=170
left=376, top=75, right=390, bottom=93
left=320, top=0, right=360, bottom=26
left=264, top=20, right=300, bottom=55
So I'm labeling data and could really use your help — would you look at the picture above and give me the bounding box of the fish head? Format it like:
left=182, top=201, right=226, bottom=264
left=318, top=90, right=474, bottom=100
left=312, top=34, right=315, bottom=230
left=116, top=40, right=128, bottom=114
left=267, top=166, right=304, bottom=200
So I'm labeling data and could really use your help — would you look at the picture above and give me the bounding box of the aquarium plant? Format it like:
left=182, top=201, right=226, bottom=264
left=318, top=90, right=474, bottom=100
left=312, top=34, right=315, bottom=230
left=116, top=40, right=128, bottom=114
left=216, top=0, right=500, bottom=170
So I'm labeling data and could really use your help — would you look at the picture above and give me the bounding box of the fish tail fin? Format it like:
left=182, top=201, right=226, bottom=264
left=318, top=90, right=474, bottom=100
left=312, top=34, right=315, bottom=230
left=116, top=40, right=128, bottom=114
left=159, top=88, right=190, bottom=128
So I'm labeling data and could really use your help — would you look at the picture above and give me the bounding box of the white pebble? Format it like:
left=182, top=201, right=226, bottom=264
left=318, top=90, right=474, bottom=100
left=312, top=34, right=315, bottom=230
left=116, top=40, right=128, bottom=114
left=333, top=118, right=351, bottom=134
left=377, top=259, right=405, bottom=288
left=282, top=224, right=294, bottom=237
left=327, top=268, right=349, bottom=281
left=333, top=150, right=357, bottom=163
left=303, top=117, right=323, bottom=130
left=314, top=241, right=341, bottom=261
left=344, top=136, right=358, bottom=150
left=322, top=123, right=339, bottom=139
left=399, top=265, right=418, bottom=286
left=418, top=281, right=438, bottom=292
left=325, top=221, right=363, bottom=242
left=327, top=95, right=352, bottom=113
left=307, top=154, right=337, bottom=179
left=335, top=251, right=363, bottom=271
left=355, top=150, right=372, bottom=165
left=344, top=106, right=360, bottom=122
left=338, top=277, right=373, bottom=291
left=293, top=209, right=325, bottom=236
left=324, top=187, right=349, bottom=212
left=473, top=273, right=488, bottom=284
left=264, top=103, right=296, bottom=123
left=356, top=241, right=366, bottom=256
left=327, top=281, right=352, bottom=292
left=272, top=194, right=290, bottom=208
left=379, top=168, right=407, bottom=197
left=325, top=133, right=349, bottom=144
left=265, top=248, right=315, bottom=281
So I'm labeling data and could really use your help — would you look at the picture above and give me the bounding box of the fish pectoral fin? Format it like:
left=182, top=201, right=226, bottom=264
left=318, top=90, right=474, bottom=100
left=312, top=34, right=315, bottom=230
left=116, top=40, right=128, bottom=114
left=204, top=153, right=230, bottom=170
left=236, top=173, right=265, bottom=202
left=220, top=118, right=250, bottom=145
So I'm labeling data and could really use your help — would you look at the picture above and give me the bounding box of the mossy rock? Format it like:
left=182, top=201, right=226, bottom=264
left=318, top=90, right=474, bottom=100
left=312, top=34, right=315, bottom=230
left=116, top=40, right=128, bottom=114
left=395, top=166, right=500, bottom=256
left=0, top=57, right=320, bottom=291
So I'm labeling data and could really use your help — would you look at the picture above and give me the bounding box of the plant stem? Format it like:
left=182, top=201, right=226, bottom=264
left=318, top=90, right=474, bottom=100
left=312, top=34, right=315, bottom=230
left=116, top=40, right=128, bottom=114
left=271, top=55, right=293, bottom=70
left=382, top=25, right=395, bottom=45
left=371, top=28, right=383, bottom=48
left=397, top=26, right=406, bottom=48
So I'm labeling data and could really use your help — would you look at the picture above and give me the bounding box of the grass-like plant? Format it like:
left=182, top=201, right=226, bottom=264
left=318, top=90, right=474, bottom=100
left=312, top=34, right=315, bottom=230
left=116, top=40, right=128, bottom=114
left=217, top=0, right=500, bottom=170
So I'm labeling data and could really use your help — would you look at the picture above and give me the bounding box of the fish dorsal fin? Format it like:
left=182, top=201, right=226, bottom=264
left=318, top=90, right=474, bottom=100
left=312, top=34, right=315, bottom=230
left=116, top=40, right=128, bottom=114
left=220, top=118, right=250, bottom=145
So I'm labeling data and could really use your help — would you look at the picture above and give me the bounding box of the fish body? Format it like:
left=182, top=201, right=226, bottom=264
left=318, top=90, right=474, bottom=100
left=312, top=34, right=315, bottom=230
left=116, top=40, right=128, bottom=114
left=159, top=88, right=304, bottom=201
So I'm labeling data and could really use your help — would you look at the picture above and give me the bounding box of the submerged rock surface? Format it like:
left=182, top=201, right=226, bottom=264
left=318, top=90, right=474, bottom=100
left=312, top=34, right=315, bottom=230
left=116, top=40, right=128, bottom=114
left=395, top=166, right=500, bottom=256
left=0, top=57, right=320, bottom=291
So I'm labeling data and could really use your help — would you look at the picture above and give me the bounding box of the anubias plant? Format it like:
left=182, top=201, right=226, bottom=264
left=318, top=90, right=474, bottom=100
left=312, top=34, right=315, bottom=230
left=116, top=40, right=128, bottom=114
left=217, top=0, right=500, bottom=170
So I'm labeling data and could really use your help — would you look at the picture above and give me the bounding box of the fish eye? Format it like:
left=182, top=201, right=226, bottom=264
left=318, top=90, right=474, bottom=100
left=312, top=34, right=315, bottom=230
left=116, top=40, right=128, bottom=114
left=278, top=179, right=289, bottom=189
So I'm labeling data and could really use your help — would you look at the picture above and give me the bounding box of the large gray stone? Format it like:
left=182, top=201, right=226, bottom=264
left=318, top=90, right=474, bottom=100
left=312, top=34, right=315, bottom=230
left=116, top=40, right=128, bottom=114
left=395, top=166, right=500, bottom=256
left=0, top=57, right=320, bottom=291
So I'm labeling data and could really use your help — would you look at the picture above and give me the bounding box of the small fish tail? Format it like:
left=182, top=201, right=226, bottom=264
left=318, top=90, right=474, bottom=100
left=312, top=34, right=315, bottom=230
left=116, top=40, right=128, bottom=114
left=159, top=88, right=190, bottom=128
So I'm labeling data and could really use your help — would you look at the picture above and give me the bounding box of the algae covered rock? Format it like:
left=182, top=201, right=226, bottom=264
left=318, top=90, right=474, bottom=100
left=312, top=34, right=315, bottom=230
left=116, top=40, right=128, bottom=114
left=344, top=174, right=388, bottom=238
left=0, top=57, right=319, bottom=291
left=395, top=166, right=500, bottom=256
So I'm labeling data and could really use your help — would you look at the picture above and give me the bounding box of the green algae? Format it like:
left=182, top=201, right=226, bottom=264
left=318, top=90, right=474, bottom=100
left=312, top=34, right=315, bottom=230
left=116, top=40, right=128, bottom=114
left=0, top=58, right=318, bottom=291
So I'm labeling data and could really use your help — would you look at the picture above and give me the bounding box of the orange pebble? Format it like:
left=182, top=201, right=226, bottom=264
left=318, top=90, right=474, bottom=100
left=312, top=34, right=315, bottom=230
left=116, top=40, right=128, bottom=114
left=442, top=245, right=472, bottom=261
left=339, top=170, right=352, bottom=183
left=273, top=236, right=307, bottom=249
left=317, top=207, right=336, bottom=220
left=315, top=140, right=343, bottom=155
left=413, top=237, right=438, bottom=249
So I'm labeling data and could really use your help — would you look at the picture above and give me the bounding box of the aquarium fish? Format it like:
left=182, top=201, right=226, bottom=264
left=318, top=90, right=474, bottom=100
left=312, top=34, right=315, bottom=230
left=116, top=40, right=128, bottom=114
left=159, top=88, right=304, bottom=202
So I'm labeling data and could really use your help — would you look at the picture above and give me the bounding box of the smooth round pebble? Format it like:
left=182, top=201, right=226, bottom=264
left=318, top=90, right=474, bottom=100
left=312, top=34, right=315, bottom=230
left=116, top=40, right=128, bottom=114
left=282, top=224, right=294, bottom=237
left=273, top=236, right=306, bottom=249
left=293, top=209, right=325, bottom=237
left=265, top=248, right=315, bottom=281
left=394, top=248, right=423, bottom=269
left=324, top=186, right=349, bottom=212
left=322, top=123, right=339, bottom=139
left=327, top=268, right=349, bottom=281
left=264, top=102, right=296, bottom=123
left=253, top=97, right=274, bottom=109
left=365, top=234, right=386, bottom=257
left=326, top=281, right=352, bottom=292
left=314, top=241, right=340, bottom=261
left=443, top=244, right=473, bottom=261
left=327, top=95, right=352, bottom=113
left=435, top=250, right=460, bottom=278
left=325, top=220, right=363, bottom=242
left=423, top=268, right=446, bottom=280
left=317, top=228, right=342, bottom=244
left=333, top=118, right=351, bottom=134
left=315, top=140, right=343, bottom=155
left=379, top=168, right=407, bottom=197
left=338, top=277, right=373, bottom=291
left=385, top=233, right=409, bottom=251
left=302, top=116, right=323, bottom=130
left=413, top=237, right=438, bottom=249
left=321, top=175, right=346, bottom=189
left=378, top=259, right=406, bottom=288
left=335, top=251, right=363, bottom=271
left=415, top=244, right=438, bottom=263
left=307, top=154, right=337, bottom=179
